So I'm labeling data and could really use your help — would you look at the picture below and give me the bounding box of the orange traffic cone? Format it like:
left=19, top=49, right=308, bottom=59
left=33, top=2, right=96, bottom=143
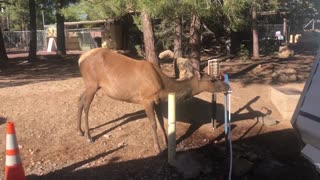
left=5, top=122, right=26, bottom=180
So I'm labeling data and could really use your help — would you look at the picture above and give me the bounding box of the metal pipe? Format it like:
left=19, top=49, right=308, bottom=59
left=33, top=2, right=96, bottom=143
left=223, top=74, right=233, bottom=180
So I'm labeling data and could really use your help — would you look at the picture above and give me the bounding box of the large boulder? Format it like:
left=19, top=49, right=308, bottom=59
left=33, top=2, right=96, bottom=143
left=176, top=57, right=193, bottom=79
left=278, top=45, right=294, bottom=59
left=158, top=50, right=194, bottom=79
left=272, top=68, right=297, bottom=83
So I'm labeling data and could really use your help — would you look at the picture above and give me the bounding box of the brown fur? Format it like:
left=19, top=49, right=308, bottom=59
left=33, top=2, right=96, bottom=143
left=78, top=48, right=228, bottom=153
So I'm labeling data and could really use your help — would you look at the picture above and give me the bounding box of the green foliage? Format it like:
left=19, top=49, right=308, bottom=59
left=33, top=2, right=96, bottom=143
left=132, top=13, right=142, bottom=30
left=238, top=44, right=249, bottom=61
left=61, top=4, right=86, bottom=21
left=61, top=0, right=128, bottom=20
left=3, top=0, right=74, bottom=30
left=223, top=0, right=250, bottom=31
left=5, top=0, right=29, bottom=30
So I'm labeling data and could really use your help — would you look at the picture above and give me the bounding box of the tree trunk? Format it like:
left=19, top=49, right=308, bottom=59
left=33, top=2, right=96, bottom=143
left=56, top=0, right=66, bottom=55
left=141, top=11, right=158, bottom=65
left=283, top=16, right=287, bottom=44
left=0, top=26, right=8, bottom=66
left=174, top=16, right=182, bottom=58
left=189, top=12, right=201, bottom=78
left=28, top=0, right=37, bottom=61
left=173, top=16, right=183, bottom=78
left=252, top=3, right=259, bottom=59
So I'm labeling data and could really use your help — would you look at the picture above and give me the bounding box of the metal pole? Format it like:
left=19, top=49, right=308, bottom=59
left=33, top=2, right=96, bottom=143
left=168, top=93, right=176, bottom=166
left=223, top=74, right=233, bottom=180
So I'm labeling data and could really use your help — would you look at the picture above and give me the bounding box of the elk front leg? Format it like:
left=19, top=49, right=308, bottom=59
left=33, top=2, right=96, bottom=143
left=144, top=101, right=161, bottom=154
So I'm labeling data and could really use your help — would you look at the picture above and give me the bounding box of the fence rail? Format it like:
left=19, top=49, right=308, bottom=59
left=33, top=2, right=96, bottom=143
left=2, top=28, right=103, bottom=52
left=3, top=30, right=47, bottom=51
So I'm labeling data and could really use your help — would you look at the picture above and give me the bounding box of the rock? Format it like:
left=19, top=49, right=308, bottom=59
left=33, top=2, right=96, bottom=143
left=174, top=152, right=212, bottom=179
left=158, top=50, right=174, bottom=60
left=253, top=159, right=284, bottom=175
left=258, top=115, right=278, bottom=126
left=272, top=68, right=297, bottom=83
left=232, top=158, right=254, bottom=176
left=252, top=64, right=263, bottom=74
left=117, top=142, right=127, bottom=147
left=176, top=57, right=193, bottom=79
left=103, top=134, right=112, bottom=139
left=278, top=45, right=294, bottom=59
left=245, top=151, right=259, bottom=162
left=175, top=153, right=201, bottom=179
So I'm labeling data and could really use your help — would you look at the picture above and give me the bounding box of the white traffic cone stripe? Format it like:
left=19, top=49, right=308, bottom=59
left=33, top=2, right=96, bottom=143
left=6, top=134, right=18, bottom=150
left=5, top=155, right=22, bottom=166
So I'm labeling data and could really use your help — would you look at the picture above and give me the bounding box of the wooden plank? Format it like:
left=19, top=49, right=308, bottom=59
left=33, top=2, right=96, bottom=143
left=64, top=20, right=113, bottom=26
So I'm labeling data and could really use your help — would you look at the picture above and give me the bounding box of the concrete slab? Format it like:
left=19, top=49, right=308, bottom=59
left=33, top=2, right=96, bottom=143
left=271, top=87, right=302, bottom=120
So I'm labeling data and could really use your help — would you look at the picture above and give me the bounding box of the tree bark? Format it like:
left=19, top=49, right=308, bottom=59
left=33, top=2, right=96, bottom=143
left=173, top=16, right=183, bottom=78
left=189, top=12, right=201, bottom=78
left=56, top=0, right=66, bottom=55
left=283, top=16, right=287, bottom=44
left=174, top=16, right=183, bottom=58
left=141, top=11, right=158, bottom=65
left=0, top=26, right=8, bottom=65
left=252, top=3, right=259, bottom=59
left=28, top=0, right=37, bottom=61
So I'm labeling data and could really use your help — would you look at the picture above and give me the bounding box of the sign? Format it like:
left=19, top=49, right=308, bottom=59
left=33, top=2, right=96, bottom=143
left=47, top=38, right=57, bottom=52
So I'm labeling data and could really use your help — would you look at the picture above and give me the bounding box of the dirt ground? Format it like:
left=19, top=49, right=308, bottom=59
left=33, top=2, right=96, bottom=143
left=0, top=51, right=319, bottom=180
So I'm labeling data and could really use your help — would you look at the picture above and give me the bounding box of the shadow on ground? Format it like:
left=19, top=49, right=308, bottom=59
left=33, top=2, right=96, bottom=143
left=0, top=54, right=81, bottom=88
left=0, top=116, right=7, bottom=125
left=226, top=54, right=316, bottom=86
left=87, top=96, right=270, bottom=147
left=27, top=128, right=319, bottom=180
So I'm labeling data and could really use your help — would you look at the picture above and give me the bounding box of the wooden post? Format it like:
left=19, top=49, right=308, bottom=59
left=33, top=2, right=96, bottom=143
left=168, top=93, right=176, bottom=166
left=208, top=59, right=219, bottom=129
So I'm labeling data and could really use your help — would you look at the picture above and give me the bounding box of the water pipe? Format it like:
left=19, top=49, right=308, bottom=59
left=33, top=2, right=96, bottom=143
left=224, top=74, right=233, bottom=180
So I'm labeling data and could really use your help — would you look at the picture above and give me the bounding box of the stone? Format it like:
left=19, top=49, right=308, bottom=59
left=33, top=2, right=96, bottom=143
left=258, top=115, right=278, bottom=126
left=117, top=142, right=127, bottom=147
left=158, top=50, right=174, bottom=60
left=270, top=87, right=301, bottom=120
left=103, top=134, right=112, bottom=139
left=272, top=68, right=297, bottom=83
left=246, top=151, right=259, bottom=162
left=232, top=158, right=254, bottom=176
left=176, top=57, right=193, bottom=79
left=278, top=45, right=294, bottom=59
left=174, top=152, right=212, bottom=179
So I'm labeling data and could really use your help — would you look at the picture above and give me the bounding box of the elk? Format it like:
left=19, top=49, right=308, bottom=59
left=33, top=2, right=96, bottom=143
left=77, top=48, right=228, bottom=153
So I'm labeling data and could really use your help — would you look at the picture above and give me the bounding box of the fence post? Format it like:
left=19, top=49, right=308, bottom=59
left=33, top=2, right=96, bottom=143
left=168, top=93, right=176, bottom=166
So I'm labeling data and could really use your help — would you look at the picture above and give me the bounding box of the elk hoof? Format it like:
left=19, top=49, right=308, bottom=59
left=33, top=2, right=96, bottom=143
left=87, top=137, right=94, bottom=143
left=78, top=131, right=84, bottom=136
left=154, top=145, right=161, bottom=154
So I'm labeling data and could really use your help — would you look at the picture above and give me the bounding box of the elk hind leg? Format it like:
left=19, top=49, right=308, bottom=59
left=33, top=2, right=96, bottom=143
left=155, top=104, right=167, bottom=147
left=144, top=101, right=161, bottom=154
left=77, top=91, right=86, bottom=136
left=83, top=86, right=98, bottom=143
